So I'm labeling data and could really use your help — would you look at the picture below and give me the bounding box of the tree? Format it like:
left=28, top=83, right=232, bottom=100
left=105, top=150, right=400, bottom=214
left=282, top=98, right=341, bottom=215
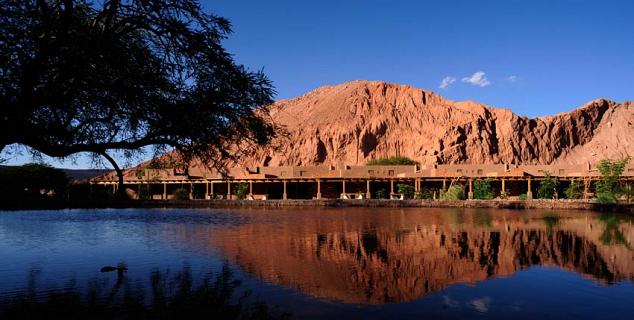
left=396, top=183, right=414, bottom=199
left=440, top=185, right=465, bottom=201
left=367, top=157, right=419, bottom=166
left=537, top=172, right=559, bottom=199
left=473, top=178, right=494, bottom=200
left=564, top=179, right=582, bottom=200
left=0, top=163, right=68, bottom=202
left=595, top=157, right=630, bottom=204
left=232, top=183, right=249, bottom=200
left=0, top=0, right=276, bottom=196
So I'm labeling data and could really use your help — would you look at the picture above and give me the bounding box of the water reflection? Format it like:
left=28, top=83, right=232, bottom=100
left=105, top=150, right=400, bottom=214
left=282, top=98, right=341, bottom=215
left=0, top=263, right=287, bottom=320
left=202, top=209, right=634, bottom=304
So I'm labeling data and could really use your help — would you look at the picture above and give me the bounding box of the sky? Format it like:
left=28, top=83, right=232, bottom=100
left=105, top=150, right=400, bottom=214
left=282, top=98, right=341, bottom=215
left=3, top=0, right=633, bottom=169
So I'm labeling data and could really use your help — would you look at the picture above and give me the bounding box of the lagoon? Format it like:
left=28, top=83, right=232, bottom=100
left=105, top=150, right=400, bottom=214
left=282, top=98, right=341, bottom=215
left=1, top=208, right=633, bottom=319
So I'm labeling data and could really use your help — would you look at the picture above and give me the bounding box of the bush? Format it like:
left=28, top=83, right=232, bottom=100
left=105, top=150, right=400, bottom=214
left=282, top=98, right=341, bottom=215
left=564, top=180, right=582, bottom=199
left=595, top=157, right=630, bottom=204
left=375, top=188, right=387, bottom=199
left=473, top=178, right=494, bottom=200
left=440, top=185, right=465, bottom=200
left=518, top=194, right=528, bottom=201
left=0, top=163, right=68, bottom=202
left=233, top=183, right=249, bottom=200
left=596, top=192, right=617, bottom=204
left=173, top=188, right=190, bottom=200
left=396, top=184, right=415, bottom=199
left=367, top=157, right=419, bottom=166
left=499, top=191, right=509, bottom=200
left=537, top=172, right=559, bottom=199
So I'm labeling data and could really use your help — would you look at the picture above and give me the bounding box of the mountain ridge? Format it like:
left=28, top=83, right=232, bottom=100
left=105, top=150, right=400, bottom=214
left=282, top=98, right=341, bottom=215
left=236, top=80, right=632, bottom=168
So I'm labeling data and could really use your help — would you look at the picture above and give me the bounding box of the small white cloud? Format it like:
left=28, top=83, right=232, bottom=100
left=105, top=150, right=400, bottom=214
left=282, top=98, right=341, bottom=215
left=506, top=75, right=518, bottom=82
left=439, top=76, right=456, bottom=89
left=462, top=71, right=491, bottom=87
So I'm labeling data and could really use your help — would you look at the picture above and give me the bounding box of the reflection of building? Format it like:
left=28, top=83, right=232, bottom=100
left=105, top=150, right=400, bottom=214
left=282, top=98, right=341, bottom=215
left=92, top=163, right=634, bottom=200
left=190, top=209, right=634, bottom=304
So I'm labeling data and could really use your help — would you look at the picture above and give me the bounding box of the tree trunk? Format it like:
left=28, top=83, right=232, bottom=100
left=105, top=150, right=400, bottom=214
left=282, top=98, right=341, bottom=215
left=100, top=151, right=125, bottom=199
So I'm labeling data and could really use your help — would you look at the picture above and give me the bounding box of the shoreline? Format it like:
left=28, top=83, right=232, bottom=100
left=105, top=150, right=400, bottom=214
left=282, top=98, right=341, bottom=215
left=2, top=199, right=634, bottom=213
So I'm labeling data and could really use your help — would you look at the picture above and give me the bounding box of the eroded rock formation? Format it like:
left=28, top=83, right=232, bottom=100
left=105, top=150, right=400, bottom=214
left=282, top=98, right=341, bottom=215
left=239, top=80, right=633, bottom=167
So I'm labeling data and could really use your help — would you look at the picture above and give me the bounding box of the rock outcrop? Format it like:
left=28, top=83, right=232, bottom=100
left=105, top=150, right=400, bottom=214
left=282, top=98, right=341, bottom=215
left=239, top=80, right=633, bottom=167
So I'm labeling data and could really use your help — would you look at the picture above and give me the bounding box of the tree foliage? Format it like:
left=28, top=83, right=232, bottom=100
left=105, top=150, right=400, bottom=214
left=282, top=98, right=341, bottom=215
left=367, top=157, right=419, bottom=166
left=537, top=172, right=559, bottom=199
left=595, top=157, right=630, bottom=204
left=0, top=0, right=276, bottom=194
left=473, top=178, right=494, bottom=200
left=0, top=163, right=68, bottom=201
left=440, top=184, right=465, bottom=201
left=233, top=183, right=249, bottom=200
left=564, top=179, right=582, bottom=200
left=396, top=183, right=415, bottom=199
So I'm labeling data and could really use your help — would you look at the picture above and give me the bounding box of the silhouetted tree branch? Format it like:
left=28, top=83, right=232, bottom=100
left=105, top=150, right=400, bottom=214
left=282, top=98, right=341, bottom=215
left=0, top=0, right=277, bottom=194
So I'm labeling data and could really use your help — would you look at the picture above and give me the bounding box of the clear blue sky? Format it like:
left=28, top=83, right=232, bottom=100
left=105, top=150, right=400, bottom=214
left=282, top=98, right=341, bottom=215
left=3, top=0, right=633, bottom=168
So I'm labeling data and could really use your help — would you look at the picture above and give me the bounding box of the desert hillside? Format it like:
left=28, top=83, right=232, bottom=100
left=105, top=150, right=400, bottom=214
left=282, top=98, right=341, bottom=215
left=238, top=80, right=632, bottom=167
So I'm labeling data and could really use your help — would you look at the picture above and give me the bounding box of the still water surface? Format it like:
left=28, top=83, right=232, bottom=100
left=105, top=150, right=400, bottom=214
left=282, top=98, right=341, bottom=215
left=1, top=208, right=634, bottom=319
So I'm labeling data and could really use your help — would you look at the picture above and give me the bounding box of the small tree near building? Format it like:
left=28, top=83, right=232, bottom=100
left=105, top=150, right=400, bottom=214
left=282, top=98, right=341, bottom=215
left=396, top=184, right=415, bottom=199
left=564, top=179, right=582, bottom=200
left=537, top=172, right=559, bottom=199
left=473, top=178, right=494, bottom=200
left=595, top=157, right=631, bottom=204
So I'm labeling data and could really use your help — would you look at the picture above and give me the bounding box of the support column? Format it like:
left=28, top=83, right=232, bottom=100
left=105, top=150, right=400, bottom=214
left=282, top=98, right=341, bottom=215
left=415, top=178, right=420, bottom=192
left=342, top=180, right=347, bottom=198
left=227, top=181, right=231, bottom=200
left=527, top=177, right=533, bottom=200
left=283, top=180, right=287, bottom=200
left=442, top=178, right=447, bottom=190
left=583, top=178, right=589, bottom=200
left=163, top=182, right=167, bottom=200
left=501, top=178, right=506, bottom=194
left=189, top=182, right=193, bottom=200
left=366, top=180, right=371, bottom=199
left=316, top=179, right=322, bottom=199
left=390, top=179, right=394, bottom=194
left=468, top=178, right=474, bottom=200
left=205, top=181, right=209, bottom=199
left=249, top=181, right=253, bottom=196
left=210, top=182, right=214, bottom=199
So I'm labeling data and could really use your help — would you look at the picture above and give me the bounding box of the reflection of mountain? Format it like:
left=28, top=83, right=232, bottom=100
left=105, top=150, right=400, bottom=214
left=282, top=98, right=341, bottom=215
left=202, top=209, right=634, bottom=304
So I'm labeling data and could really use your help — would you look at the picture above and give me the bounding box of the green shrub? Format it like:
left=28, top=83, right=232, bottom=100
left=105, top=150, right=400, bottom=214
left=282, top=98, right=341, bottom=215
left=396, top=184, right=415, bottom=199
left=473, top=178, right=494, bottom=200
left=232, top=183, right=249, bottom=200
left=367, top=157, right=419, bottom=166
left=564, top=180, right=582, bottom=199
left=440, top=185, right=465, bottom=200
left=173, top=188, right=190, bottom=200
left=596, top=192, right=617, bottom=204
left=518, top=194, right=528, bottom=201
left=537, top=172, right=559, bottom=199
left=375, top=188, right=387, bottom=199
left=595, top=157, right=630, bottom=204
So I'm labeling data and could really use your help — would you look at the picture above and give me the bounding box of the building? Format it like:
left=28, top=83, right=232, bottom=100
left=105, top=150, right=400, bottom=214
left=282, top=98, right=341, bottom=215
left=91, top=162, right=634, bottom=201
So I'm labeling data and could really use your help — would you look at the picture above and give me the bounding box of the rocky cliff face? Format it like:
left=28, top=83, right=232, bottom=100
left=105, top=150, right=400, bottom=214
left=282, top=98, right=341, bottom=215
left=239, top=80, right=633, bottom=167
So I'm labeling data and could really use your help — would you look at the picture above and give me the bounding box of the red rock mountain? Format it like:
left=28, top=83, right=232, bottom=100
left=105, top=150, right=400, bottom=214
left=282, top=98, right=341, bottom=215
left=239, top=80, right=632, bottom=167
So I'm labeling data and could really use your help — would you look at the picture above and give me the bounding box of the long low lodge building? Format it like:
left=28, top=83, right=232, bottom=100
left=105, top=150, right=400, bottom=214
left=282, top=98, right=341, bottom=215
left=91, top=163, right=634, bottom=200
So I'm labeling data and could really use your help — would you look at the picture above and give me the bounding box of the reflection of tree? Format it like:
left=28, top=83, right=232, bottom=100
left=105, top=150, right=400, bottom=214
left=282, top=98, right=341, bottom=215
left=598, top=214, right=632, bottom=249
left=542, top=214, right=559, bottom=237
left=0, top=264, right=288, bottom=320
